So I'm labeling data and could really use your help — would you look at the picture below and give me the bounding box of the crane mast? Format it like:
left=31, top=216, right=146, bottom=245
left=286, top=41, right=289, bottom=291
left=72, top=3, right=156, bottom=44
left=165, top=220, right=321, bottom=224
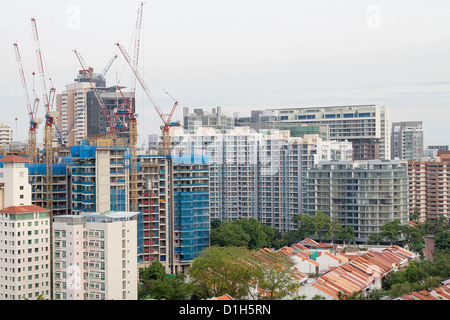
left=115, top=42, right=179, bottom=156
left=13, top=42, right=40, bottom=162
left=56, top=55, right=117, bottom=146
left=31, top=17, right=55, bottom=300
left=73, top=49, right=115, bottom=135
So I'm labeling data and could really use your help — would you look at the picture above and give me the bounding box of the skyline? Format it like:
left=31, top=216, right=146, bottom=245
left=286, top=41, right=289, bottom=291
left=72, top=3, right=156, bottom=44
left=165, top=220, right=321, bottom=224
left=1, top=1, right=449, bottom=147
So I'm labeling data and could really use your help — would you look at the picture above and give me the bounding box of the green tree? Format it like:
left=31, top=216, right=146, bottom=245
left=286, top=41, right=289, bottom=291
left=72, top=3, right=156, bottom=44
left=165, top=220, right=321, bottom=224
left=188, top=246, right=255, bottom=299
left=140, top=274, right=189, bottom=300
left=250, top=251, right=300, bottom=300
left=234, top=218, right=274, bottom=249
left=140, top=260, right=166, bottom=282
left=211, top=222, right=251, bottom=248
left=293, top=213, right=315, bottom=239
left=337, top=226, right=355, bottom=244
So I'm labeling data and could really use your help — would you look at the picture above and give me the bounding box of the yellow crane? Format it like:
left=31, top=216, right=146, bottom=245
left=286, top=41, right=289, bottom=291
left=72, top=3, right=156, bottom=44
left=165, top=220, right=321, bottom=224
left=13, top=42, right=42, bottom=162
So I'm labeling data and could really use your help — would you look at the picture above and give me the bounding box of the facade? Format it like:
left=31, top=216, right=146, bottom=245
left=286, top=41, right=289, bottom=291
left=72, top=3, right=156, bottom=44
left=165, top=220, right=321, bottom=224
left=304, top=160, right=409, bottom=243
left=0, top=122, right=13, bottom=146
left=234, top=110, right=330, bottom=140
left=69, top=137, right=209, bottom=274
left=0, top=205, right=50, bottom=300
left=28, top=163, right=72, bottom=216
left=391, top=121, right=423, bottom=161
left=0, top=155, right=32, bottom=208
left=0, top=155, right=50, bottom=300
left=408, top=161, right=450, bottom=222
left=56, top=68, right=132, bottom=146
left=165, top=126, right=352, bottom=233
left=171, top=154, right=210, bottom=274
left=262, top=105, right=390, bottom=160
left=183, top=107, right=234, bottom=134
left=52, top=211, right=139, bottom=300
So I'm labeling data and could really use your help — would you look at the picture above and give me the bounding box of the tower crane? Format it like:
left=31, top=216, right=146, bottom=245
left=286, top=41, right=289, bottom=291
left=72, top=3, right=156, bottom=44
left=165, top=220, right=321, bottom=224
left=13, top=42, right=42, bottom=162
left=54, top=54, right=118, bottom=146
left=31, top=17, right=56, bottom=300
left=31, top=17, right=57, bottom=220
left=115, top=42, right=180, bottom=157
left=73, top=49, right=116, bottom=135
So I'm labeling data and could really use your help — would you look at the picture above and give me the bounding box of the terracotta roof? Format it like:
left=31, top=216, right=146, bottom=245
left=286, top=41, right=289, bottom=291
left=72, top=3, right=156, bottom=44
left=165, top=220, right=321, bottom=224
left=0, top=205, right=48, bottom=214
left=0, top=155, right=31, bottom=162
left=215, top=294, right=233, bottom=300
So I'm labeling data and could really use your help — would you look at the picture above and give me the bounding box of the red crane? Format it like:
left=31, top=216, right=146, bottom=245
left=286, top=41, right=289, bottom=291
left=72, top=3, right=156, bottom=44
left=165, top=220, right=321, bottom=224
left=13, top=42, right=41, bottom=162
left=115, top=42, right=180, bottom=156
left=73, top=49, right=116, bottom=135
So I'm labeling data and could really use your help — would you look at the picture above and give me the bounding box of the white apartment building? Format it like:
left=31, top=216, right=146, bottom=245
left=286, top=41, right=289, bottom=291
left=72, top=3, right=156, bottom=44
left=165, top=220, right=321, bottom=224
left=53, top=211, right=139, bottom=300
left=0, top=122, right=13, bottom=146
left=0, top=205, right=51, bottom=300
left=0, top=155, right=32, bottom=208
left=267, top=105, right=391, bottom=160
left=391, top=121, right=423, bottom=161
left=56, top=81, right=92, bottom=147
left=161, top=126, right=352, bottom=232
left=0, top=155, right=50, bottom=300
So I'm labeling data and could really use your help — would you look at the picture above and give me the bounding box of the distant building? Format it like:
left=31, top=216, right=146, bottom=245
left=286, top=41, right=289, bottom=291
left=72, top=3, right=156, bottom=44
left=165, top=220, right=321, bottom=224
left=234, top=110, right=329, bottom=140
left=183, top=107, right=234, bottom=134
left=0, top=122, right=13, bottom=147
left=408, top=160, right=450, bottom=222
left=56, top=68, right=132, bottom=147
left=240, top=105, right=390, bottom=160
left=165, top=126, right=352, bottom=233
left=304, top=160, right=409, bottom=243
left=391, top=121, right=423, bottom=161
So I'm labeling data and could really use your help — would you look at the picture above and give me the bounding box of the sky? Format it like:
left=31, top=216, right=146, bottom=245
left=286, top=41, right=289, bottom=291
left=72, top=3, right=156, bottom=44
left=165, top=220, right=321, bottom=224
left=1, top=0, right=450, bottom=148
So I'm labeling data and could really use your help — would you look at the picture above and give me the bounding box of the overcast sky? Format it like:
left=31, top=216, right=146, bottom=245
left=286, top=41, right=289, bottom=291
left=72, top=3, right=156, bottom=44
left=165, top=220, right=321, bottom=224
left=1, top=0, right=450, bottom=147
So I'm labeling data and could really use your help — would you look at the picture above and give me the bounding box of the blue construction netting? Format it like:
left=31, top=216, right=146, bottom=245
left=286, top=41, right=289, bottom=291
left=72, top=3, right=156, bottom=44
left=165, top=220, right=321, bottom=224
left=172, top=154, right=209, bottom=165
left=28, top=163, right=67, bottom=175
left=110, top=188, right=126, bottom=212
left=70, top=144, right=96, bottom=159
left=173, top=190, right=210, bottom=261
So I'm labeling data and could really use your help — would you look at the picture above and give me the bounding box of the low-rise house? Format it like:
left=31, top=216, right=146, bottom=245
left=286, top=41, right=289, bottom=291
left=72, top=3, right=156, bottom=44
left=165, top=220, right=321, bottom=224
left=316, top=251, right=344, bottom=273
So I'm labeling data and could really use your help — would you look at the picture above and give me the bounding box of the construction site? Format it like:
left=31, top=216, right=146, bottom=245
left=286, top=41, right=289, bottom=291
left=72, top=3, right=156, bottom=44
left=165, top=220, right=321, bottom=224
left=7, top=2, right=210, bottom=276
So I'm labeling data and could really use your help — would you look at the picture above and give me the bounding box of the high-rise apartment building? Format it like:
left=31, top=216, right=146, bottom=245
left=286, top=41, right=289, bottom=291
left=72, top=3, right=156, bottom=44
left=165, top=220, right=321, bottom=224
left=304, top=160, right=409, bottom=243
left=0, top=155, right=32, bottom=207
left=69, top=137, right=209, bottom=274
left=163, top=126, right=352, bottom=233
left=0, top=205, right=51, bottom=300
left=408, top=161, right=450, bottom=222
left=52, top=211, right=139, bottom=300
left=391, top=121, right=423, bottom=161
left=0, top=155, right=50, bottom=300
left=171, top=154, right=210, bottom=274
left=183, top=107, right=234, bottom=134
left=0, top=122, right=13, bottom=147
left=250, top=104, right=391, bottom=160
left=28, top=163, right=71, bottom=217
left=56, top=68, right=132, bottom=147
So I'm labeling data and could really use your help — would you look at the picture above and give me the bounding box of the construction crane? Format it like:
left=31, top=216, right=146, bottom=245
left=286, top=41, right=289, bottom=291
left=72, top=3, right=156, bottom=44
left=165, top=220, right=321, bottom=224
left=31, top=17, right=57, bottom=214
left=31, top=17, right=56, bottom=300
left=13, top=42, right=42, bottom=162
left=73, top=49, right=116, bottom=135
left=54, top=54, right=118, bottom=146
left=115, top=42, right=180, bottom=156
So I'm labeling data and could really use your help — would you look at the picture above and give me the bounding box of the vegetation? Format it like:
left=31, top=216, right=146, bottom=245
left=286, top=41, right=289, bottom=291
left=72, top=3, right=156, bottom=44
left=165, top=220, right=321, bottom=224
left=137, top=212, right=449, bottom=300
left=188, top=246, right=300, bottom=300
left=138, top=261, right=190, bottom=300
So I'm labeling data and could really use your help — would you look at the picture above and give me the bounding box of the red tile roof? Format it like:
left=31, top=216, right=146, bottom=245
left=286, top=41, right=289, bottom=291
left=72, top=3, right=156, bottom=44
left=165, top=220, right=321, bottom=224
left=0, top=205, right=48, bottom=214
left=0, top=155, right=31, bottom=162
